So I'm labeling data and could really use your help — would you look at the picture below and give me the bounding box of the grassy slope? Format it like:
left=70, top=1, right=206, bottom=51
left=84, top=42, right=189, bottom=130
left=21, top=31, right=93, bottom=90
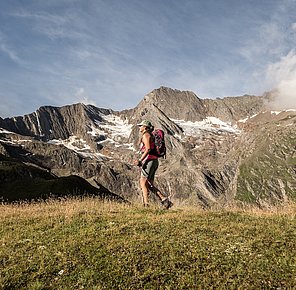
left=236, top=117, right=296, bottom=204
left=0, top=199, right=295, bottom=289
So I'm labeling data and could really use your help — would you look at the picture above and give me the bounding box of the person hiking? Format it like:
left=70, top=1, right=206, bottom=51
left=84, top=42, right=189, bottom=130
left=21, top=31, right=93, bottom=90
left=133, top=120, right=173, bottom=209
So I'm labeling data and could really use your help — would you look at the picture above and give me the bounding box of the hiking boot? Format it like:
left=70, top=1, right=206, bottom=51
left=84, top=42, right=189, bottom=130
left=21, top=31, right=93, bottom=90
left=161, top=198, right=173, bottom=209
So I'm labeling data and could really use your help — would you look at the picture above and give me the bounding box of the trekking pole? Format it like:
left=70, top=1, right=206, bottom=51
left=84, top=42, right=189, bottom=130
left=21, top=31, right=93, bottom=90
left=167, top=181, right=173, bottom=199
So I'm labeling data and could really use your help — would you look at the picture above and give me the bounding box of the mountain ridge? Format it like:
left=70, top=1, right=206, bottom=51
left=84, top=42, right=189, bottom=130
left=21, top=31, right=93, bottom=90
left=0, top=86, right=295, bottom=206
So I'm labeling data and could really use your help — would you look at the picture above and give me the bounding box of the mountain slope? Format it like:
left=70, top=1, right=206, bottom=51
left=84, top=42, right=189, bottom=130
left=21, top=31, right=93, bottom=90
left=236, top=111, right=296, bottom=205
left=0, top=87, right=295, bottom=207
left=0, top=103, right=112, bottom=141
left=203, top=95, right=265, bottom=122
left=0, top=155, right=123, bottom=202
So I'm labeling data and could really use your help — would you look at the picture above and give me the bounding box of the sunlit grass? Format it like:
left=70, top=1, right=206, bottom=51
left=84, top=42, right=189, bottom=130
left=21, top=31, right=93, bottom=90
left=1, top=198, right=296, bottom=289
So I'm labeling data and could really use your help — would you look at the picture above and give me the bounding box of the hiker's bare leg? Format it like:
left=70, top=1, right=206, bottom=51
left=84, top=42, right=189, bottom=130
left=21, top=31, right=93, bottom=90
left=148, top=180, right=166, bottom=201
left=140, top=177, right=149, bottom=205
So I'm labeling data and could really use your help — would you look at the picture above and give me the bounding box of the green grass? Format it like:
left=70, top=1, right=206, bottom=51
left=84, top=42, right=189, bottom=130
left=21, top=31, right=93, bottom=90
left=1, top=198, right=296, bottom=289
left=236, top=124, right=296, bottom=203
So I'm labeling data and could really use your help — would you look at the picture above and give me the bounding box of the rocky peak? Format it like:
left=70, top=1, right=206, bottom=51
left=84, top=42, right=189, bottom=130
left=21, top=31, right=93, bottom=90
left=0, top=103, right=113, bottom=142
left=128, top=102, right=184, bottom=154
left=133, top=87, right=266, bottom=123
left=136, top=86, right=207, bottom=121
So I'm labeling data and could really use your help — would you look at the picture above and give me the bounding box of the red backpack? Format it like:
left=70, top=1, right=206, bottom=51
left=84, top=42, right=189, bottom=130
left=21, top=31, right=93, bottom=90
left=152, top=129, right=166, bottom=158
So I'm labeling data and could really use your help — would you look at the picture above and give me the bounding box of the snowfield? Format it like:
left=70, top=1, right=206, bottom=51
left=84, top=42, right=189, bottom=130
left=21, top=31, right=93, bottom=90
left=171, top=117, right=241, bottom=137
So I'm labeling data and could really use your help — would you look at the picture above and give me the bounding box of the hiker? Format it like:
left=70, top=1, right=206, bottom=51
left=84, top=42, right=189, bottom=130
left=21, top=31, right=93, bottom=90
left=134, top=120, right=173, bottom=209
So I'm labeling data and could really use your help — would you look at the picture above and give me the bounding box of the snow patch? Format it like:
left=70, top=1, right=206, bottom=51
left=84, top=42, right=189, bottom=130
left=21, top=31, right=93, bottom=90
left=96, top=137, right=135, bottom=150
left=0, top=139, right=16, bottom=145
left=87, top=114, right=134, bottom=150
left=271, top=111, right=281, bottom=115
left=87, top=124, right=106, bottom=137
left=78, top=152, right=109, bottom=160
left=238, top=113, right=259, bottom=123
left=238, top=109, right=296, bottom=123
left=0, top=128, right=16, bottom=134
left=48, top=136, right=90, bottom=151
left=48, top=136, right=109, bottom=160
left=172, top=117, right=240, bottom=137
left=35, top=111, right=44, bottom=136
left=99, top=114, right=132, bottom=138
left=270, top=109, right=296, bottom=114
left=87, top=114, right=132, bottom=139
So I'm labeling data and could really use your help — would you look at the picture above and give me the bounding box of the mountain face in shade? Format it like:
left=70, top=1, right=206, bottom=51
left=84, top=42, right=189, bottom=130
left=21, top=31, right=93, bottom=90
left=0, top=86, right=295, bottom=207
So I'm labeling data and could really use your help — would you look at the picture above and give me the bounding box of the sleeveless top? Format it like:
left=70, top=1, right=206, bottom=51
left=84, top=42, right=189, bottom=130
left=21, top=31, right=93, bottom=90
left=140, top=132, right=158, bottom=161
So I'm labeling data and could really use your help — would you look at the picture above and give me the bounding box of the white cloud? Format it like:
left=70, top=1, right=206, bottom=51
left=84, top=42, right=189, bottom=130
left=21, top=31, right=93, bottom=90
left=0, top=31, right=22, bottom=64
left=265, top=49, right=296, bottom=108
left=74, top=87, right=97, bottom=106
left=258, top=22, right=284, bottom=55
left=237, top=21, right=286, bottom=64
left=291, top=22, right=296, bottom=31
left=10, top=10, right=82, bottom=40
left=266, top=50, right=296, bottom=82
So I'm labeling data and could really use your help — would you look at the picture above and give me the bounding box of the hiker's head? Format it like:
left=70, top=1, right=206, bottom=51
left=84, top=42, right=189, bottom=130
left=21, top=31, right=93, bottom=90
left=137, top=120, right=153, bottom=133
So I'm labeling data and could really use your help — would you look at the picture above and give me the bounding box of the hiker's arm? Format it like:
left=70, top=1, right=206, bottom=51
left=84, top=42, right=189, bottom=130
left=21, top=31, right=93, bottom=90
left=133, top=133, right=151, bottom=166
left=139, top=133, right=151, bottom=162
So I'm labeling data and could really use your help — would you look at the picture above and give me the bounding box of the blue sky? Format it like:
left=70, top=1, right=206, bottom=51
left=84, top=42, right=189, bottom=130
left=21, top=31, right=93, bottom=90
left=0, top=0, right=296, bottom=117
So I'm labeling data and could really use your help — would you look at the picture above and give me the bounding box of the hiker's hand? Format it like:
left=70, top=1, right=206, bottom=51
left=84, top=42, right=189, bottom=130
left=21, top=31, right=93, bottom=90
left=133, top=160, right=142, bottom=167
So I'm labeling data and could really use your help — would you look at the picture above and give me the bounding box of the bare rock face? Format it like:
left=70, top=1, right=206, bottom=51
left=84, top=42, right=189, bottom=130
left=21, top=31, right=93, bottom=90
left=0, top=103, right=112, bottom=142
left=0, top=86, right=295, bottom=207
left=124, top=86, right=266, bottom=123
left=0, top=153, right=124, bottom=202
left=136, top=86, right=207, bottom=121
left=203, top=95, right=265, bottom=122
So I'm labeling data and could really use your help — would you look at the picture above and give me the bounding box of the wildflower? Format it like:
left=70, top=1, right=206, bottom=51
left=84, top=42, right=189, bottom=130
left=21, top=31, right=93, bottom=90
left=58, top=270, right=64, bottom=275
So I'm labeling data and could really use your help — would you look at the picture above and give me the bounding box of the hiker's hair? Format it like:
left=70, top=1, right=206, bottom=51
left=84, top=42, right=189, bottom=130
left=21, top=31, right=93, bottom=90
left=147, top=125, right=154, bottom=132
left=137, top=125, right=154, bottom=146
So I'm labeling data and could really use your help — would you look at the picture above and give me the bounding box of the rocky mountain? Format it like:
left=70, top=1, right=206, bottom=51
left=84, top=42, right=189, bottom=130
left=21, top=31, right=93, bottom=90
left=0, top=86, right=295, bottom=207
left=0, top=155, right=123, bottom=202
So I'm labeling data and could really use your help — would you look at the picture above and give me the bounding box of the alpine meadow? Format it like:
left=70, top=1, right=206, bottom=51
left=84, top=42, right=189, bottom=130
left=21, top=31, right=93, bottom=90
left=1, top=198, right=296, bottom=289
